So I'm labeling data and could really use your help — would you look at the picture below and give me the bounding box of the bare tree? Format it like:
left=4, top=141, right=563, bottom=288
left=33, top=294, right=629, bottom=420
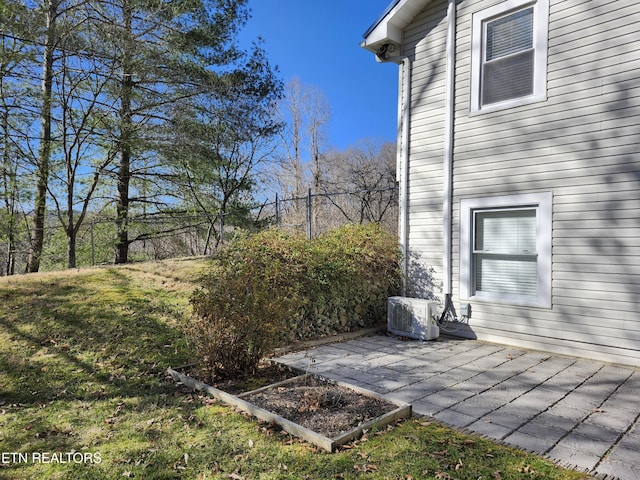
left=48, top=32, right=118, bottom=268
left=274, top=77, right=331, bottom=229
left=306, top=83, right=331, bottom=191
left=276, top=77, right=306, bottom=200
left=321, top=140, right=397, bottom=231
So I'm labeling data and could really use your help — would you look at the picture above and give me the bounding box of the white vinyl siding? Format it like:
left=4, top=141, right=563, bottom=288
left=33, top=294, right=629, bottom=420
left=400, top=0, right=640, bottom=366
left=402, top=0, right=450, bottom=298
left=455, top=0, right=640, bottom=365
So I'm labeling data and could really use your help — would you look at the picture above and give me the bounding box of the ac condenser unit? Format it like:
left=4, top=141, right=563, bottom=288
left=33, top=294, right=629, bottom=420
left=387, top=297, right=440, bottom=340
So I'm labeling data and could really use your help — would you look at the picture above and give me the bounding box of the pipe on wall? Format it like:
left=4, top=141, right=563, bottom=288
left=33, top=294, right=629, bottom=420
left=398, top=56, right=411, bottom=292
left=443, top=0, right=457, bottom=299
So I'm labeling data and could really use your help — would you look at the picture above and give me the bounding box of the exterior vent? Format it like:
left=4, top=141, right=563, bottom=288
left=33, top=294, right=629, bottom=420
left=387, top=297, right=440, bottom=340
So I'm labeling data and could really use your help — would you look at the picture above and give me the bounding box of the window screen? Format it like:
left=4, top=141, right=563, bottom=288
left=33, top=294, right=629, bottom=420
left=482, top=7, right=534, bottom=106
left=474, top=209, right=538, bottom=297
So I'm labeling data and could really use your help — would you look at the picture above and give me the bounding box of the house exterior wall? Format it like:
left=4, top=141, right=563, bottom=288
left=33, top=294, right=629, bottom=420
left=403, top=0, right=449, bottom=299
left=403, top=0, right=640, bottom=365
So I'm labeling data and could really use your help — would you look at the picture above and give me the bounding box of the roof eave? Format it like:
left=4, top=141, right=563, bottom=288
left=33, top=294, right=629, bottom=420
left=360, top=21, right=403, bottom=54
left=361, top=0, right=432, bottom=55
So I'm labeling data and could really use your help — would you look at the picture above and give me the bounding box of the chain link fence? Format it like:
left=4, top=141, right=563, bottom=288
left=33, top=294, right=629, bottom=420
left=254, top=187, right=398, bottom=239
left=0, top=186, right=398, bottom=275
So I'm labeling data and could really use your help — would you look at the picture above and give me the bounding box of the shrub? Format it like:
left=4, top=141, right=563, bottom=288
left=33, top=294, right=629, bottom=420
left=296, top=224, right=403, bottom=338
left=189, top=230, right=303, bottom=382
left=189, top=224, right=402, bottom=381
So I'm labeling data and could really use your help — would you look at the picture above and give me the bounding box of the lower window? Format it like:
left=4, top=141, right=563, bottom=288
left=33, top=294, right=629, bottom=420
left=460, top=193, right=552, bottom=307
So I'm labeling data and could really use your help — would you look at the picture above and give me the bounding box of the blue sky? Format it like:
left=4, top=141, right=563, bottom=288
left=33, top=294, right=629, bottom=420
left=239, top=0, right=398, bottom=150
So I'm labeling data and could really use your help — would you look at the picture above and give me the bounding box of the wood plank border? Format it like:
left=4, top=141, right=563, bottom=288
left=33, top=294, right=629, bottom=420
left=167, top=368, right=411, bottom=452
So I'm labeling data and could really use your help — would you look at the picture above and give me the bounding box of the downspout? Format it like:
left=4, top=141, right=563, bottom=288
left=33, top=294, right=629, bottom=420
left=442, top=0, right=457, bottom=317
left=398, top=57, right=411, bottom=294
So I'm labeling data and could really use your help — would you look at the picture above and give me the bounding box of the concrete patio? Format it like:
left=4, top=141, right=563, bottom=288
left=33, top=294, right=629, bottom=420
left=275, top=335, right=640, bottom=480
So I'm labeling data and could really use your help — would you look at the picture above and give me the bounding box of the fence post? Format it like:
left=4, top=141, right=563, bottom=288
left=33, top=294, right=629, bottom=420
left=219, top=212, right=224, bottom=245
left=90, top=221, right=95, bottom=266
left=306, top=188, right=312, bottom=240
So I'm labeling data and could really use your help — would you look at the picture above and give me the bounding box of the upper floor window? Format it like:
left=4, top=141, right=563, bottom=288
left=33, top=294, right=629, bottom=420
left=470, top=0, right=549, bottom=114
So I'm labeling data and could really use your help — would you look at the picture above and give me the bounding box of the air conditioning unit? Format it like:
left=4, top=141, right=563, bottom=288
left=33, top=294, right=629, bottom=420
left=387, top=297, right=440, bottom=340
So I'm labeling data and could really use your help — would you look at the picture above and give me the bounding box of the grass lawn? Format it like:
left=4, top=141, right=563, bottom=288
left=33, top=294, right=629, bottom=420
left=0, top=259, right=590, bottom=480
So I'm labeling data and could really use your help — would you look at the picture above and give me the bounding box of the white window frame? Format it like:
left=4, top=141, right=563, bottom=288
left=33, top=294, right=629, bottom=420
left=470, top=0, right=549, bottom=114
left=460, top=192, right=552, bottom=308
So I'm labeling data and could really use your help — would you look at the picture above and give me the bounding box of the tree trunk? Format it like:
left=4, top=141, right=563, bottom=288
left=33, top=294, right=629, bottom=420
left=114, top=0, right=133, bottom=264
left=1, top=107, right=17, bottom=275
left=67, top=227, right=76, bottom=269
left=27, top=0, right=58, bottom=273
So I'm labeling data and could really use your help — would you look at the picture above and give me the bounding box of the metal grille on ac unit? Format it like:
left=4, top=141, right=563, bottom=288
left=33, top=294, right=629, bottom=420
left=387, top=297, right=440, bottom=340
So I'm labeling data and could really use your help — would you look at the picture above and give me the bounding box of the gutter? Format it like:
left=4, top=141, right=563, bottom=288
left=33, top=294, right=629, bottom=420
left=363, top=0, right=404, bottom=39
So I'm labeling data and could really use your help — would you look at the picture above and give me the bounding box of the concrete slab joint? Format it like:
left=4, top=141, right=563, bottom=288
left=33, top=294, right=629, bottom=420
left=275, top=335, right=640, bottom=480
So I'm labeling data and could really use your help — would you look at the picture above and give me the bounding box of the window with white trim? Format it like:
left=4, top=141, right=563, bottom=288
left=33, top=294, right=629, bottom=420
left=460, top=193, right=552, bottom=307
left=470, top=0, right=549, bottom=114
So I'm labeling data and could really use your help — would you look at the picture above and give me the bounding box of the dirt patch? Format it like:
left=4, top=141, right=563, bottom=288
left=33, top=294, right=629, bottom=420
left=242, top=375, right=398, bottom=439
left=207, top=362, right=299, bottom=395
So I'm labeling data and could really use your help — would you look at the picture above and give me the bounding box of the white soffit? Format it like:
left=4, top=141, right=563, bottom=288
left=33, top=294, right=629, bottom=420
left=361, top=0, right=431, bottom=52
